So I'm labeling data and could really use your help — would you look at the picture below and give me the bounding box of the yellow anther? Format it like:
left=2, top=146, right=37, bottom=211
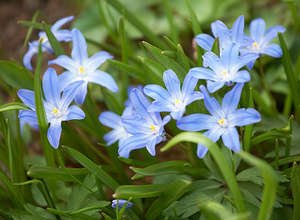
left=220, top=70, right=228, bottom=76
left=51, top=107, right=60, bottom=116
left=149, top=124, right=157, bottom=132
left=218, top=118, right=226, bottom=126
left=79, top=66, right=85, bottom=74
left=174, top=99, right=181, bottom=106
left=252, top=42, right=260, bottom=50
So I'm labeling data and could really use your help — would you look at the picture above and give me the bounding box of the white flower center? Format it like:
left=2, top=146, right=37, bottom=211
left=78, top=66, right=86, bottom=75
left=51, top=107, right=63, bottom=118
left=173, top=98, right=182, bottom=108
left=38, top=36, right=47, bottom=44
left=149, top=124, right=158, bottom=134
left=220, top=69, right=230, bottom=81
left=251, top=42, right=260, bottom=50
left=217, top=118, right=228, bottom=128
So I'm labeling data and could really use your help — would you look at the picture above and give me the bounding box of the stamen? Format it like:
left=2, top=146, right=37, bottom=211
left=218, top=118, right=227, bottom=127
left=252, top=42, right=260, bottom=50
left=51, top=107, right=60, bottom=116
left=174, top=98, right=182, bottom=106
left=149, top=124, right=157, bottom=133
left=78, top=66, right=85, bottom=74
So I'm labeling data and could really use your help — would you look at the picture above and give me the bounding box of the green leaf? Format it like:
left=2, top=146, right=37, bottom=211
left=161, top=132, right=246, bottom=213
left=27, top=166, right=88, bottom=181
left=23, top=11, right=40, bottom=47
left=291, top=163, right=300, bottom=220
left=63, top=146, right=119, bottom=190
left=43, top=23, right=64, bottom=56
left=0, top=102, right=28, bottom=112
left=0, top=60, right=33, bottom=89
left=238, top=151, right=278, bottom=220
left=114, top=184, right=165, bottom=199
left=145, top=178, right=191, bottom=220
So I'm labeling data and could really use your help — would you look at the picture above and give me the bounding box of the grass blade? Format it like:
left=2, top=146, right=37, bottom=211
left=0, top=102, right=28, bottom=112
left=291, top=163, right=300, bottom=220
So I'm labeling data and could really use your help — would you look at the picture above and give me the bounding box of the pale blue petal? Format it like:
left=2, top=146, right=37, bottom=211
left=143, top=85, right=170, bottom=102
left=88, top=70, right=118, bottom=92
left=231, top=15, right=244, bottom=44
left=86, top=51, right=113, bottom=71
left=74, top=83, right=88, bottom=104
left=246, top=60, right=255, bottom=70
left=19, top=110, right=38, bottom=130
left=262, top=44, right=282, bottom=57
left=232, top=70, right=250, bottom=83
left=55, top=30, right=72, bottom=42
left=170, top=109, right=185, bottom=120
left=186, top=91, right=203, bottom=105
left=51, top=16, right=74, bottom=32
left=207, top=81, right=225, bottom=93
left=66, top=105, right=85, bottom=120
left=42, top=68, right=60, bottom=104
left=189, top=67, right=218, bottom=81
left=103, top=130, right=122, bottom=146
left=128, top=89, right=151, bottom=121
left=222, top=83, right=244, bottom=113
left=148, top=101, right=173, bottom=113
left=202, top=52, right=223, bottom=73
left=220, top=44, right=239, bottom=69
left=99, top=111, right=122, bottom=129
left=122, top=118, right=150, bottom=135
left=49, top=55, right=77, bottom=73
left=177, top=114, right=215, bottom=131
left=200, top=85, right=221, bottom=115
left=250, top=18, right=266, bottom=42
left=194, top=34, right=214, bottom=51
left=23, top=45, right=37, bottom=70
left=61, top=81, right=83, bottom=107
left=118, top=135, right=152, bottom=158
left=211, top=20, right=228, bottom=37
left=146, top=138, right=157, bottom=156
left=163, top=69, right=181, bottom=96
left=58, top=71, right=77, bottom=91
left=47, top=122, right=62, bottom=149
left=17, top=89, right=35, bottom=110
left=162, top=115, right=171, bottom=125
left=182, top=72, right=199, bottom=96
left=221, top=127, right=240, bottom=152
left=196, top=128, right=223, bottom=158
left=71, top=29, right=88, bottom=63
left=261, top=25, right=285, bottom=45
left=228, top=108, right=261, bottom=127
left=196, top=144, right=208, bottom=158
left=233, top=53, right=259, bottom=71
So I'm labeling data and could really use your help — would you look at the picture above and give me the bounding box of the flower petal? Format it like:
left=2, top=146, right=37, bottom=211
left=262, top=25, right=285, bottom=45
left=146, top=138, right=157, bottom=156
left=86, top=51, right=113, bottom=71
left=189, top=67, right=217, bottom=81
left=228, top=108, right=261, bottom=127
left=196, top=144, right=209, bottom=158
left=207, top=81, right=225, bottom=93
left=58, top=71, right=77, bottom=91
left=66, top=105, right=85, bottom=121
left=231, top=15, right=245, bottom=44
left=222, top=83, right=244, bottom=113
left=200, top=85, right=221, bottom=115
left=182, top=72, right=199, bottom=96
left=262, top=44, right=282, bottom=57
left=62, top=81, right=86, bottom=105
left=118, top=135, right=152, bottom=158
left=232, top=70, right=250, bottom=83
left=163, top=69, right=181, bottom=97
left=19, top=110, right=38, bottom=130
left=194, top=34, right=214, bottom=51
left=128, top=88, right=151, bottom=121
left=143, top=85, right=170, bottom=102
left=211, top=20, right=228, bottom=38
left=147, top=101, right=173, bottom=113
left=51, top=16, right=74, bottom=32
left=88, top=70, right=118, bottom=93
left=221, top=127, right=240, bottom=152
left=202, top=52, right=223, bottom=73
left=42, top=68, right=60, bottom=104
left=17, top=89, right=35, bottom=110
left=99, top=111, right=122, bottom=129
left=71, top=29, right=88, bottom=63
left=250, top=18, right=266, bottom=42
left=177, top=114, right=215, bottom=131
left=23, top=45, right=37, bottom=70
left=47, top=122, right=62, bottom=149
left=49, top=55, right=77, bottom=73
left=104, top=130, right=123, bottom=146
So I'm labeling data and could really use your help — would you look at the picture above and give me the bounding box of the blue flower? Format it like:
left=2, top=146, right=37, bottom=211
left=23, top=16, right=74, bottom=70
left=195, top=15, right=247, bottom=52
left=144, top=69, right=203, bottom=120
left=17, top=68, right=85, bottom=148
left=177, top=83, right=261, bottom=158
left=111, top=199, right=133, bottom=209
left=189, top=44, right=258, bottom=93
left=241, top=18, right=285, bottom=61
left=49, top=29, right=118, bottom=104
left=98, top=111, right=130, bottom=146
left=118, top=88, right=170, bottom=158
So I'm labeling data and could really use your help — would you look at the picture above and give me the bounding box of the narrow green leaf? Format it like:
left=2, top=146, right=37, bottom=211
left=43, top=23, right=64, bottom=56
left=238, top=151, right=278, bottom=220
left=291, top=163, right=300, bottom=220
left=163, top=0, right=179, bottom=43
left=243, top=86, right=254, bottom=152
left=34, top=44, right=56, bottom=166
left=118, top=17, right=130, bottom=63
left=0, top=60, right=33, bottom=89
left=23, top=11, right=40, bottom=47
left=63, top=146, right=119, bottom=190
left=47, top=202, right=110, bottom=215
left=278, top=33, right=300, bottom=119
left=0, top=102, right=28, bottom=112
left=104, top=0, right=166, bottom=49
left=18, top=20, right=44, bottom=30
left=145, top=179, right=191, bottom=220
left=27, top=166, right=88, bottom=181
left=113, top=184, right=164, bottom=199
left=161, top=132, right=246, bottom=213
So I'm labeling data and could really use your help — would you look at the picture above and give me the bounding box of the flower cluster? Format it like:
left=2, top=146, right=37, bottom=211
left=19, top=15, right=284, bottom=158
left=19, top=17, right=118, bottom=148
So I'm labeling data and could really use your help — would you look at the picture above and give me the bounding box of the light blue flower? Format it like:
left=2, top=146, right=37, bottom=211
left=111, top=199, right=133, bottom=209
left=195, top=15, right=247, bottom=52
left=49, top=28, right=118, bottom=104
left=98, top=111, right=130, bottom=146
left=118, top=88, right=171, bottom=158
left=23, top=16, right=74, bottom=70
left=144, top=69, right=203, bottom=120
left=18, top=68, right=85, bottom=148
left=241, top=18, right=285, bottom=67
left=177, top=83, right=261, bottom=158
left=189, top=44, right=258, bottom=93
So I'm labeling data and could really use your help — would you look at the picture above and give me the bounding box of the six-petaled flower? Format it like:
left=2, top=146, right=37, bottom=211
left=177, top=83, right=261, bottom=158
